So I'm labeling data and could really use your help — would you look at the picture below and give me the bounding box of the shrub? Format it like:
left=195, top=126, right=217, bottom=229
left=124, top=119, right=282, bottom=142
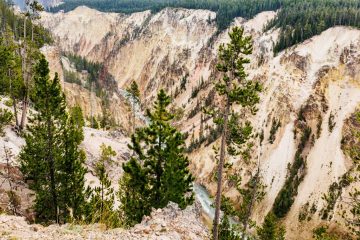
left=0, top=108, right=13, bottom=135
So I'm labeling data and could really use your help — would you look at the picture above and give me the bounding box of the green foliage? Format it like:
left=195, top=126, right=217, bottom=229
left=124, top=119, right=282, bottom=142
left=86, top=144, right=120, bottom=228
left=268, top=118, right=281, bottom=144
left=63, top=69, right=82, bottom=85
left=19, top=57, right=87, bottom=224
left=272, top=126, right=311, bottom=218
left=341, top=110, right=360, bottom=237
left=50, top=0, right=282, bottom=31
left=119, top=89, right=194, bottom=226
left=191, top=77, right=206, bottom=99
left=0, top=108, right=13, bottom=135
left=186, top=124, right=222, bottom=152
left=257, top=212, right=286, bottom=240
left=180, top=74, right=188, bottom=91
left=7, top=190, right=21, bottom=215
left=298, top=201, right=317, bottom=222
left=218, top=215, right=241, bottom=240
left=0, top=0, right=52, bottom=47
left=126, top=81, right=140, bottom=104
left=58, top=106, right=87, bottom=222
left=313, top=226, right=339, bottom=240
left=0, top=31, right=24, bottom=101
left=237, top=172, right=266, bottom=224
left=126, top=81, right=141, bottom=133
left=320, top=173, right=351, bottom=221
left=209, top=26, right=261, bottom=239
left=89, top=116, right=100, bottom=129
left=267, top=1, right=360, bottom=53
left=64, top=53, right=117, bottom=95
left=188, top=99, right=202, bottom=119
left=51, top=0, right=359, bottom=52
left=328, top=112, right=336, bottom=133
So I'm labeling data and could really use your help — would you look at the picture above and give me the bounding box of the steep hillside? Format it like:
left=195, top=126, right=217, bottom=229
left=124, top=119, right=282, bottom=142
left=37, top=6, right=360, bottom=239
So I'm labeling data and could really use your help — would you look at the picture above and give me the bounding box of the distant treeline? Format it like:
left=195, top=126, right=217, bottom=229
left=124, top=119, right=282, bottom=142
left=50, top=0, right=360, bottom=52
left=50, top=0, right=282, bottom=30
left=266, top=0, right=360, bottom=53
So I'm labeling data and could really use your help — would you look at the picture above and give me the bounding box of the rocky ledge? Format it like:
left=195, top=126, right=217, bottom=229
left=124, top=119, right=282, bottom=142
left=0, top=202, right=209, bottom=240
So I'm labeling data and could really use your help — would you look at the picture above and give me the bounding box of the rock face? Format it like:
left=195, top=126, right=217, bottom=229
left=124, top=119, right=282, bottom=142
left=27, top=5, right=360, bottom=239
left=0, top=202, right=209, bottom=240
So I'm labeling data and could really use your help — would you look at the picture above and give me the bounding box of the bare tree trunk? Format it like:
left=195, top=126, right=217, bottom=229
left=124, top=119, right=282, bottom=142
left=132, top=101, right=136, bottom=134
left=20, top=78, right=29, bottom=129
left=31, top=22, right=34, bottom=42
left=213, top=96, right=230, bottom=240
left=20, top=17, right=28, bottom=130
left=12, top=98, right=19, bottom=127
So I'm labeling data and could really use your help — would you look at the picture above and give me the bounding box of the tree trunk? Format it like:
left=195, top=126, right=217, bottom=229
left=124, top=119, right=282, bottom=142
left=213, top=96, right=230, bottom=240
left=20, top=17, right=27, bottom=130
left=20, top=90, right=28, bottom=129
left=242, top=167, right=260, bottom=238
left=47, top=115, right=59, bottom=223
left=31, top=22, right=34, bottom=42
left=132, top=101, right=136, bottom=134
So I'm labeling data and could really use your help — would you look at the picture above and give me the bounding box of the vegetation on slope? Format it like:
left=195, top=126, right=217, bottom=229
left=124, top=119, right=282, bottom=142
left=0, top=0, right=51, bottom=47
left=0, top=0, right=52, bottom=131
left=63, top=53, right=117, bottom=94
left=50, top=0, right=360, bottom=52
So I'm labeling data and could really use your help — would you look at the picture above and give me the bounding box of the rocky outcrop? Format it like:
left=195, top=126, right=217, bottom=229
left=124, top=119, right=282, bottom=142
left=0, top=202, right=209, bottom=240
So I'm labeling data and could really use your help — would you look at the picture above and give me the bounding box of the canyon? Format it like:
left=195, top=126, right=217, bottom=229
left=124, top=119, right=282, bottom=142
left=1, top=4, right=360, bottom=239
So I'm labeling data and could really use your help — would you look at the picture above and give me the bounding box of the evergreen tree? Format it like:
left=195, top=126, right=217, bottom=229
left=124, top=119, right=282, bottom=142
left=19, top=56, right=67, bottom=223
left=119, top=89, right=194, bottom=226
left=257, top=212, right=285, bottom=240
left=218, top=196, right=241, bottom=240
left=210, top=26, right=261, bottom=240
left=126, top=80, right=140, bottom=134
left=0, top=108, right=13, bottom=135
left=19, top=56, right=87, bottom=223
left=118, top=159, right=150, bottom=226
left=0, top=29, right=23, bottom=127
left=20, top=0, right=44, bottom=130
left=218, top=216, right=241, bottom=240
left=58, top=106, right=87, bottom=222
left=87, top=144, right=120, bottom=228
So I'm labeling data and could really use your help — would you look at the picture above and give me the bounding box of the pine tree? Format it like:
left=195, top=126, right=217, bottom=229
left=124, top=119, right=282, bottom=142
left=210, top=27, right=262, bottom=240
left=218, top=196, right=241, bottom=240
left=58, top=106, right=87, bottom=222
left=119, top=89, right=194, bottom=226
left=126, top=81, right=140, bottom=134
left=118, top=158, right=150, bottom=226
left=19, top=56, right=67, bottom=223
left=257, top=212, right=285, bottom=240
left=218, top=216, right=241, bottom=240
left=87, top=144, right=120, bottom=228
left=0, top=29, right=23, bottom=127
left=20, top=0, right=44, bottom=130
left=19, top=56, right=87, bottom=224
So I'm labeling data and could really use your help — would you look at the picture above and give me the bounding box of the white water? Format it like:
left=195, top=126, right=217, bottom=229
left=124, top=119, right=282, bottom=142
left=193, top=183, right=216, bottom=219
left=118, top=88, right=149, bottom=124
